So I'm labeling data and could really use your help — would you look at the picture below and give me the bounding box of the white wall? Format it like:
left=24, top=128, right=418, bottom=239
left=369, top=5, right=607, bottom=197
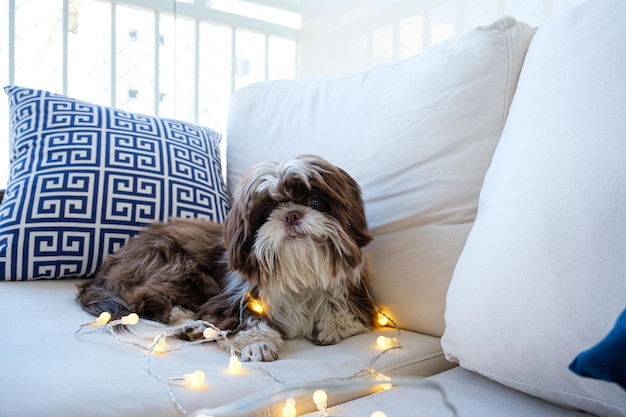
left=300, top=0, right=585, bottom=77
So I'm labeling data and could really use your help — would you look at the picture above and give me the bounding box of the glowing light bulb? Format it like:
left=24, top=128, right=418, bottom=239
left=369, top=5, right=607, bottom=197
left=152, top=335, right=167, bottom=355
left=121, top=313, right=139, bottom=325
left=248, top=298, right=264, bottom=314
left=376, top=335, right=391, bottom=348
left=203, top=327, right=220, bottom=339
left=377, top=313, right=389, bottom=326
left=184, top=370, right=206, bottom=389
left=378, top=375, right=392, bottom=390
left=229, top=355, right=242, bottom=374
left=282, top=398, right=297, bottom=417
left=371, top=411, right=388, bottom=417
left=91, top=311, right=112, bottom=326
left=313, top=389, right=327, bottom=410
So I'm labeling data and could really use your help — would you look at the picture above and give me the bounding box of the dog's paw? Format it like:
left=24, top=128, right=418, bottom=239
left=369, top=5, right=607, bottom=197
left=224, top=319, right=284, bottom=361
left=179, top=320, right=208, bottom=341
left=313, top=324, right=341, bottom=346
left=240, top=341, right=279, bottom=362
left=313, top=312, right=369, bottom=346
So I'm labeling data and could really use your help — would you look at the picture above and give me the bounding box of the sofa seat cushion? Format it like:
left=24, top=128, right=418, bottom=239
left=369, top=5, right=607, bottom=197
left=226, top=16, right=535, bottom=338
left=442, top=0, right=626, bottom=416
left=299, top=367, right=596, bottom=417
left=0, top=279, right=453, bottom=417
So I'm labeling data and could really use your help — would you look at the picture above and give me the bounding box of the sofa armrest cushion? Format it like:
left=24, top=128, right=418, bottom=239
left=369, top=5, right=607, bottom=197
left=442, top=0, right=626, bottom=415
left=0, top=86, right=230, bottom=280
left=226, top=16, right=535, bottom=337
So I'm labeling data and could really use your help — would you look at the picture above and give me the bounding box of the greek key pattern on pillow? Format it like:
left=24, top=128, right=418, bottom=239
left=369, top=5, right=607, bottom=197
left=0, top=86, right=230, bottom=280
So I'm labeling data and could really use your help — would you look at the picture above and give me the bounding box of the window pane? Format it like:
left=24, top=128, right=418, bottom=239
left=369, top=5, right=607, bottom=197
left=0, top=2, right=9, bottom=186
left=162, top=15, right=196, bottom=122
left=199, top=23, right=232, bottom=130
left=67, top=0, right=112, bottom=105
left=1, top=0, right=300, bottom=189
left=234, top=29, right=265, bottom=90
left=14, top=0, right=63, bottom=91
left=0, top=4, right=8, bottom=86
left=268, top=36, right=296, bottom=80
left=115, top=5, right=155, bottom=114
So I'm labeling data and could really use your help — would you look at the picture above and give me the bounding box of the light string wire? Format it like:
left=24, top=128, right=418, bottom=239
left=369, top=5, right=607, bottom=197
left=75, top=294, right=457, bottom=417
left=191, top=377, right=458, bottom=417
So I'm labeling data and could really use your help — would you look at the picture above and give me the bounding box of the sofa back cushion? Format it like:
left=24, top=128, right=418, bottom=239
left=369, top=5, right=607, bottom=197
left=226, top=16, right=535, bottom=337
left=442, top=0, right=626, bottom=415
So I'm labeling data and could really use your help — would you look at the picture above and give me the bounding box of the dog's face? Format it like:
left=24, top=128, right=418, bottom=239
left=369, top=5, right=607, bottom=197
left=224, top=155, right=372, bottom=290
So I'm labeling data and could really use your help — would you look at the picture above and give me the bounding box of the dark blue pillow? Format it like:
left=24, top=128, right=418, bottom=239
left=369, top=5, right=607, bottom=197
left=0, top=86, right=230, bottom=280
left=569, top=308, right=626, bottom=390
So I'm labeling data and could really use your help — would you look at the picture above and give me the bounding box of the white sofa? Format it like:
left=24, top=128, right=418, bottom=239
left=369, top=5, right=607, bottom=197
left=1, top=0, right=624, bottom=416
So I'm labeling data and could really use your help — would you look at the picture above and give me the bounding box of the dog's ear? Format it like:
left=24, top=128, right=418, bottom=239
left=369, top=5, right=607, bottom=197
left=330, top=173, right=373, bottom=270
left=339, top=167, right=373, bottom=249
left=294, top=155, right=372, bottom=271
left=223, top=163, right=279, bottom=280
left=223, top=198, right=256, bottom=276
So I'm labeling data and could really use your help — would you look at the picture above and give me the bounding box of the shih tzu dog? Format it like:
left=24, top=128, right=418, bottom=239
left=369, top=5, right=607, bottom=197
left=77, top=154, right=377, bottom=361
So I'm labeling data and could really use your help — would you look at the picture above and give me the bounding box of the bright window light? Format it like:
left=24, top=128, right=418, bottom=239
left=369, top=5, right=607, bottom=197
left=0, top=0, right=300, bottom=190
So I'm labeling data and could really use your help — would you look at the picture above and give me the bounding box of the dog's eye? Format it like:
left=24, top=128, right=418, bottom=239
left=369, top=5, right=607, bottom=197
left=307, top=197, right=329, bottom=212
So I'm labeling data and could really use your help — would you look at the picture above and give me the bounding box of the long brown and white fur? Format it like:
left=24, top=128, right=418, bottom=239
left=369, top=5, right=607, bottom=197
left=77, top=154, right=377, bottom=361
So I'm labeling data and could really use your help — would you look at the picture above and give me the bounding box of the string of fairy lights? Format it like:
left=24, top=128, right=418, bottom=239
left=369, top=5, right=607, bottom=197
left=75, top=294, right=457, bottom=417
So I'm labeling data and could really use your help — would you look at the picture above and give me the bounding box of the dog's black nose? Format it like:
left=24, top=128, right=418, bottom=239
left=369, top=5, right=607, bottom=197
left=283, top=210, right=303, bottom=225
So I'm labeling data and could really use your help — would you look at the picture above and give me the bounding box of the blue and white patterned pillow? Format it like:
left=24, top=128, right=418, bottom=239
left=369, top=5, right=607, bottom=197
left=0, top=86, right=230, bottom=280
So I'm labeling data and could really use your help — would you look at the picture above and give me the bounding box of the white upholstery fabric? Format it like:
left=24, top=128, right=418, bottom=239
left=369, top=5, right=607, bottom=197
left=0, top=280, right=452, bottom=417
left=299, top=367, right=596, bottom=417
left=227, top=16, right=535, bottom=337
left=442, top=1, right=626, bottom=416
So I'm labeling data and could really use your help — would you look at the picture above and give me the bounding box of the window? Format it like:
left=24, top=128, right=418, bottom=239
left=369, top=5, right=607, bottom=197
left=0, top=0, right=301, bottom=188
